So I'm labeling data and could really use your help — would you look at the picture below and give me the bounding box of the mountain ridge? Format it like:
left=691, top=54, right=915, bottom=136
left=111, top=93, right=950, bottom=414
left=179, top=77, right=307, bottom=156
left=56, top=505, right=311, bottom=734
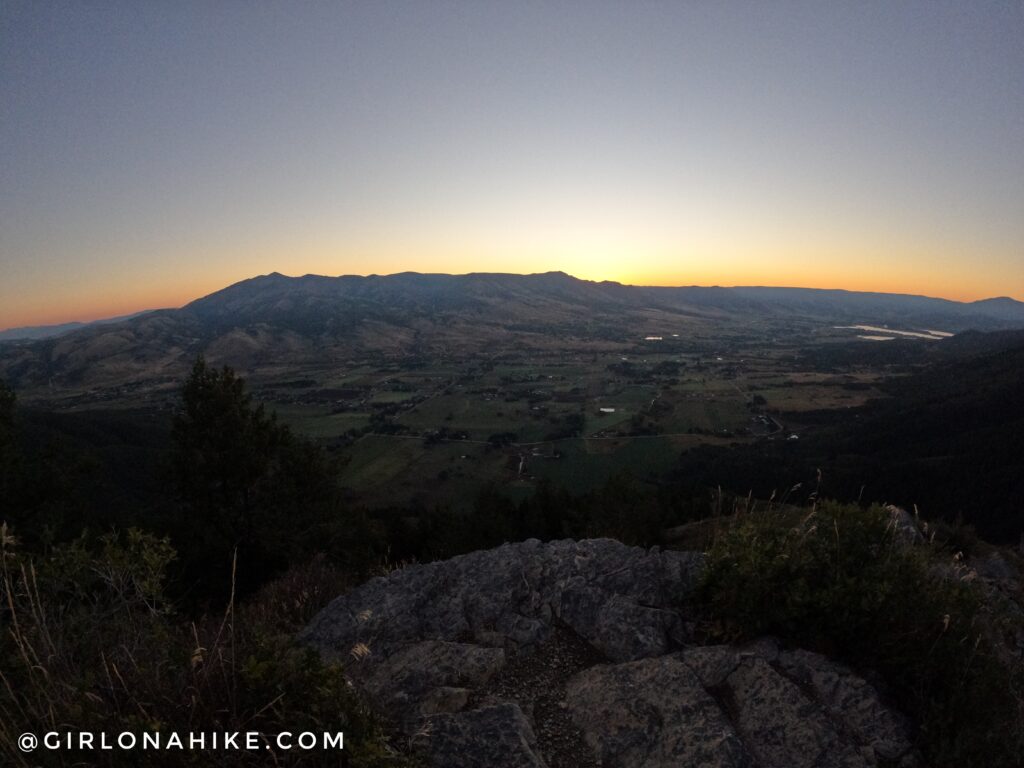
left=5, top=272, right=1022, bottom=336
left=2, top=271, right=1023, bottom=395
left=0, top=310, right=157, bottom=342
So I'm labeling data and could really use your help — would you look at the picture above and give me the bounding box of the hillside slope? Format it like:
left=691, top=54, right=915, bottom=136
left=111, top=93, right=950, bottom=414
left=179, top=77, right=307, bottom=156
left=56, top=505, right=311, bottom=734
left=673, top=337, right=1024, bottom=541
left=2, top=272, right=1022, bottom=393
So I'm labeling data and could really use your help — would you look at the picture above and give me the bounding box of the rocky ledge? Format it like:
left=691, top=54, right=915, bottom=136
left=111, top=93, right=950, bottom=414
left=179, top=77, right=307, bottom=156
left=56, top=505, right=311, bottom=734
left=301, top=538, right=918, bottom=768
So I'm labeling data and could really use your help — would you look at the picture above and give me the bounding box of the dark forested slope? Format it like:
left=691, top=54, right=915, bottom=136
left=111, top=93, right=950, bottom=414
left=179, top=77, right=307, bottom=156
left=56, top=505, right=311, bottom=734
left=674, top=339, right=1024, bottom=541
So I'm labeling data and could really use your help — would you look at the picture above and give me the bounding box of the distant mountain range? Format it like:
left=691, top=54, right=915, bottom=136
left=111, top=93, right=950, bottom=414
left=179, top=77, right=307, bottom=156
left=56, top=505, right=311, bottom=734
left=0, top=311, right=154, bottom=342
left=2, top=271, right=1023, bottom=393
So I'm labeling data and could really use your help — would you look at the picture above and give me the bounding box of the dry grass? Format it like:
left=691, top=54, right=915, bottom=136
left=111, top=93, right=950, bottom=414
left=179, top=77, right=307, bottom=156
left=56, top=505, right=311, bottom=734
left=0, top=526, right=413, bottom=767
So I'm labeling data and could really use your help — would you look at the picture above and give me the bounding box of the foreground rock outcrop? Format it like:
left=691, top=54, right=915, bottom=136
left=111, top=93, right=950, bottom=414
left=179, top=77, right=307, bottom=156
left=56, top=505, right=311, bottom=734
left=301, top=538, right=917, bottom=767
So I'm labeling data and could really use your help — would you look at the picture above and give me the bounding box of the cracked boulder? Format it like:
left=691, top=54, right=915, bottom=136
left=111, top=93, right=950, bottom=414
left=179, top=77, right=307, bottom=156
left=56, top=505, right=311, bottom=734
left=569, top=643, right=918, bottom=768
left=301, top=539, right=917, bottom=768
left=301, top=537, right=702, bottom=673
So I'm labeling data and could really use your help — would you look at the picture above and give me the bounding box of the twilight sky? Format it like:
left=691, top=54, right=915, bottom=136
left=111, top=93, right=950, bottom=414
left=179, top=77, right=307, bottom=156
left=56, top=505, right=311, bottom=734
left=2, top=1, right=1023, bottom=328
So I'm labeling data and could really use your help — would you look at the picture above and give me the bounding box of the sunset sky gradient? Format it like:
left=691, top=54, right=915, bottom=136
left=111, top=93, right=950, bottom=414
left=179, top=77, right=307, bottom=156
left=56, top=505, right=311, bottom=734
left=2, top=1, right=1022, bottom=329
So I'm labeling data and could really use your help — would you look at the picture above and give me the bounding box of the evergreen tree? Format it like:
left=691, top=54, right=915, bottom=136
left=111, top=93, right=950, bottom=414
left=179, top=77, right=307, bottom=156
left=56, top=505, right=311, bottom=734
left=170, top=357, right=343, bottom=597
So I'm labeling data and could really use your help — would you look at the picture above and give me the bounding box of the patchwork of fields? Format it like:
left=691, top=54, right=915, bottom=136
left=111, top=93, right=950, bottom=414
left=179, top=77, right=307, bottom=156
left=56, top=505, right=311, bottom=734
left=262, top=328, right=888, bottom=509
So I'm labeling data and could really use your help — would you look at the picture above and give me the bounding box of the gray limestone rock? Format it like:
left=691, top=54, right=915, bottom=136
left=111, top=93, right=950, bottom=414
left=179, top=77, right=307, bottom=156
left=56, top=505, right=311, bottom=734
left=301, top=538, right=703, bottom=667
left=413, top=703, right=548, bottom=768
left=565, top=656, right=752, bottom=768
left=775, top=648, right=914, bottom=763
left=885, top=505, right=924, bottom=545
left=301, top=539, right=917, bottom=768
left=362, top=640, right=504, bottom=717
left=570, top=644, right=917, bottom=768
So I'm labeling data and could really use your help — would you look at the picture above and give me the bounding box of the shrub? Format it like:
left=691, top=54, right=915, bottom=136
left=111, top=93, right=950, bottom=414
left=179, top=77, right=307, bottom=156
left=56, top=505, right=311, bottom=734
left=697, top=501, right=1024, bottom=767
left=0, top=526, right=415, bottom=767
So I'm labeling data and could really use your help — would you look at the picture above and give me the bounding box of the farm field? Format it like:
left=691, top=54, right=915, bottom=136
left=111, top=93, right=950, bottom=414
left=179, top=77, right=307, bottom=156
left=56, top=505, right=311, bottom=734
left=256, top=326, right=903, bottom=510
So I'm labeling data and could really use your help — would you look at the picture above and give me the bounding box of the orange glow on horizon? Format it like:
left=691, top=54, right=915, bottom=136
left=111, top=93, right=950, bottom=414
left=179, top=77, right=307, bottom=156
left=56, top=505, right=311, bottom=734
left=4, top=262, right=1018, bottom=332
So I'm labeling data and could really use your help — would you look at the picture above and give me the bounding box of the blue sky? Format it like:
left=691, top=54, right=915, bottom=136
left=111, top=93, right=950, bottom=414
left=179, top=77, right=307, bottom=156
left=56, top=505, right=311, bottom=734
left=2, top=1, right=1022, bottom=327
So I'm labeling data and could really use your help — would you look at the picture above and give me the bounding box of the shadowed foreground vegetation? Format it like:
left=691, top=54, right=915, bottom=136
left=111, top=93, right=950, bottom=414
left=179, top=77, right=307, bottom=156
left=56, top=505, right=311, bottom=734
left=0, top=529, right=415, bottom=767
left=0, top=365, right=415, bottom=766
left=697, top=502, right=1024, bottom=768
